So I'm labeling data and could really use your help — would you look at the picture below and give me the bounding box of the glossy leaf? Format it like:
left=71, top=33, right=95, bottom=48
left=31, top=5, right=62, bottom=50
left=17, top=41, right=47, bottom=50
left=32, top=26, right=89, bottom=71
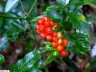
left=32, top=5, right=63, bottom=22
left=69, top=12, right=88, bottom=34
left=0, top=36, right=10, bottom=51
left=45, top=45, right=56, bottom=51
left=0, top=4, right=3, bottom=12
left=56, top=0, right=70, bottom=5
left=3, top=15, right=25, bottom=41
left=32, top=15, right=45, bottom=21
left=69, top=0, right=95, bottom=5
left=10, top=49, right=43, bottom=72
left=43, top=51, right=59, bottom=65
left=25, top=41, right=33, bottom=51
left=5, top=0, right=19, bottom=13
left=47, top=11, right=62, bottom=21
left=69, top=33, right=89, bottom=54
left=0, top=54, right=5, bottom=64
left=43, top=5, right=63, bottom=14
left=0, top=17, right=3, bottom=28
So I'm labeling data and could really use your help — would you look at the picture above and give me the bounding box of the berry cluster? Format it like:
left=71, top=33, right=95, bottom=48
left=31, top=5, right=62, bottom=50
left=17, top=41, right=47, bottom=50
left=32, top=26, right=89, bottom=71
left=36, top=16, right=68, bottom=57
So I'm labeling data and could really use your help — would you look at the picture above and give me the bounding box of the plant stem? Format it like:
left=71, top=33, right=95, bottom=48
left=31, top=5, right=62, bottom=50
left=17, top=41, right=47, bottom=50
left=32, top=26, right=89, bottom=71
left=44, top=66, right=49, bottom=72
left=0, top=14, right=26, bottom=19
left=28, top=0, right=37, bottom=17
left=19, top=0, right=38, bottom=48
left=62, top=9, right=67, bottom=34
left=27, top=21, right=38, bottom=48
left=19, top=0, right=27, bottom=17
left=26, top=0, right=38, bottom=47
left=62, top=56, right=81, bottom=72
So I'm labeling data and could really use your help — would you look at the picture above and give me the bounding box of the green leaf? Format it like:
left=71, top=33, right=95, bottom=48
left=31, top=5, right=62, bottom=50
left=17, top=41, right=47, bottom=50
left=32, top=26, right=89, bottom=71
left=43, top=5, right=63, bottom=14
left=25, top=41, right=33, bottom=52
left=43, top=54, right=54, bottom=65
left=10, top=49, right=43, bottom=72
left=5, top=0, right=19, bottom=12
left=28, top=2, right=37, bottom=20
left=0, top=17, right=3, bottom=28
left=87, top=59, right=96, bottom=72
left=63, top=21, right=72, bottom=31
left=3, top=18, right=24, bottom=41
left=69, top=0, right=95, bottom=6
left=83, top=0, right=96, bottom=5
left=32, top=5, right=63, bottom=22
left=0, top=36, right=10, bottom=51
left=69, top=33, right=89, bottom=54
left=0, top=54, right=5, bottom=64
left=43, top=51, right=59, bottom=65
left=45, top=45, right=56, bottom=51
left=56, top=0, right=70, bottom=5
left=69, top=12, right=88, bottom=34
left=32, top=15, right=45, bottom=21
left=47, top=11, right=62, bottom=21
left=0, top=4, right=3, bottom=12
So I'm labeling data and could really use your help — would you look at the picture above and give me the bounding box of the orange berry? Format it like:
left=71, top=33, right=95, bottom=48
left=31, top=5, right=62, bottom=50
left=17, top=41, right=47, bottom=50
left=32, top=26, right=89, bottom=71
left=57, top=32, right=62, bottom=38
left=52, top=41, right=58, bottom=47
left=58, top=38, right=63, bottom=45
left=63, top=39, right=68, bottom=47
left=56, top=44, right=64, bottom=52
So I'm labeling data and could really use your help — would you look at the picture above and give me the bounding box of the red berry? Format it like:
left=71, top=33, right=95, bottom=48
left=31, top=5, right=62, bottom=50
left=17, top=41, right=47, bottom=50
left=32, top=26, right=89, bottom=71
left=43, top=16, right=49, bottom=21
left=46, top=35, right=52, bottom=41
left=52, top=41, right=58, bottom=47
left=40, top=33, right=46, bottom=38
left=44, top=21, right=51, bottom=27
left=53, top=32, right=57, bottom=37
left=38, top=18, right=44, bottom=25
left=45, top=27, right=53, bottom=34
left=50, top=21, right=54, bottom=26
left=36, top=24, right=40, bottom=30
left=36, top=29, right=41, bottom=34
left=39, top=25, right=45, bottom=32
left=60, top=50, right=68, bottom=57
left=52, top=36, right=58, bottom=42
